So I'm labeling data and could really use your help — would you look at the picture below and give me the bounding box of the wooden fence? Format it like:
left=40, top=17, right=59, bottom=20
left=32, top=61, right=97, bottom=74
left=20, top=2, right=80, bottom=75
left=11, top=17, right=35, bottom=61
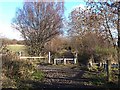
left=20, top=56, right=46, bottom=59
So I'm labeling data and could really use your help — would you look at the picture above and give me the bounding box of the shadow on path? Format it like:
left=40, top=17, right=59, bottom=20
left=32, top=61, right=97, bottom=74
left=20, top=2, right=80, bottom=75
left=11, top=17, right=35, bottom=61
left=2, top=65, right=118, bottom=90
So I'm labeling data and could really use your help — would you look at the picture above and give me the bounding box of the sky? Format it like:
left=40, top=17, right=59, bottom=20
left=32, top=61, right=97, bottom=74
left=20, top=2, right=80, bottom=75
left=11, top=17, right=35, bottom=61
left=0, top=0, right=85, bottom=40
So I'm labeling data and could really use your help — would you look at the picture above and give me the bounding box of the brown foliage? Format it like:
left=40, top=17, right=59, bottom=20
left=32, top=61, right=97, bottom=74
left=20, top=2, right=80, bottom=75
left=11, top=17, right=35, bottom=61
left=44, top=36, right=69, bottom=53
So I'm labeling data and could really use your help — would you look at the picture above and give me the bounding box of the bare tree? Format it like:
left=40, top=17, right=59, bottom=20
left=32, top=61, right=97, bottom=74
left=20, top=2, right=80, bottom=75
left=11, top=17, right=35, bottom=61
left=86, top=1, right=118, bottom=48
left=68, top=1, right=120, bottom=71
left=69, top=6, right=112, bottom=47
left=12, top=1, right=64, bottom=56
left=68, top=6, right=111, bottom=66
left=86, top=0, right=120, bottom=86
left=68, top=3, right=117, bottom=47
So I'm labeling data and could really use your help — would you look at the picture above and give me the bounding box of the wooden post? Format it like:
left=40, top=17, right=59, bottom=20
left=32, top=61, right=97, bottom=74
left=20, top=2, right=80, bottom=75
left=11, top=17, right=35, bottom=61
left=74, top=58, right=77, bottom=64
left=103, top=63, right=106, bottom=71
left=74, top=53, right=77, bottom=64
left=106, top=60, right=111, bottom=82
left=19, top=51, right=22, bottom=56
left=48, top=52, right=50, bottom=63
left=54, top=59, right=56, bottom=65
left=64, top=58, right=66, bottom=65
left=99, top=62, right=102, bottom=67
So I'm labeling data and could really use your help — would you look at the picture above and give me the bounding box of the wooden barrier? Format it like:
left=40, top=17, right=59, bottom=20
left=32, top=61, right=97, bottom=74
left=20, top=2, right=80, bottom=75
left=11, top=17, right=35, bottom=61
left=54, top=58, right=64, bottom=65
left=54, top=58, right=77, bottom=65
left=19, top=52, right=50, bottom=63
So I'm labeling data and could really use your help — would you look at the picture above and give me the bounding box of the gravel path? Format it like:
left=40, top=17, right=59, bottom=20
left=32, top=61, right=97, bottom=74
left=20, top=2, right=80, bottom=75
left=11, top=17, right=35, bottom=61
left=36, top=65, right=98, bottom=88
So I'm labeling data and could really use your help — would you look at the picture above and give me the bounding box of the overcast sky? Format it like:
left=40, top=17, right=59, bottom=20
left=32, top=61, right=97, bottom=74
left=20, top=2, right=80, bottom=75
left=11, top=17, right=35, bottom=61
left=0, top=0, right=85, bottom=40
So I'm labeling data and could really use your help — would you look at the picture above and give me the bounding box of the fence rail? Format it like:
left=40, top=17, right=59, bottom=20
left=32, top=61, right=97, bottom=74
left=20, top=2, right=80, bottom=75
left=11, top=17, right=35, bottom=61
left=54, top=58, right=77, bottom=65
left=20, top=56, right=47, bottom=59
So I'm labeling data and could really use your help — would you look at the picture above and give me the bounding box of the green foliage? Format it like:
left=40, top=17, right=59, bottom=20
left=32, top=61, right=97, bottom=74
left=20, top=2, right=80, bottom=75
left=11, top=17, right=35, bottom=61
left=93, top=46, right=117, bottom=64
left=32, top=70, right=44, bottom=80
left=82, top=72, right=106, bottom=86
left=95, top=46, right=116, bottom=56
left=77, top=45, right=117, bottom=66
left=81, top=65, right=118, bottom=87
left=110, top=69, right=118, bottom=82
left=93, top=73, right=106, bottom=86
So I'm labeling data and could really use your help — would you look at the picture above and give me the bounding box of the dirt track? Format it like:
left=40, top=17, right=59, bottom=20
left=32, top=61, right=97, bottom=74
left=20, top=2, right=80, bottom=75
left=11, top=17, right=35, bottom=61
left=36, top=65, right=99, bottom=89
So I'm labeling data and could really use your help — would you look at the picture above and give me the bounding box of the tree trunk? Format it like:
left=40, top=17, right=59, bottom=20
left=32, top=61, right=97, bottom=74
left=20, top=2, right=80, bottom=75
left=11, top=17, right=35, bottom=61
left=117, top=7, right=120, bottom=89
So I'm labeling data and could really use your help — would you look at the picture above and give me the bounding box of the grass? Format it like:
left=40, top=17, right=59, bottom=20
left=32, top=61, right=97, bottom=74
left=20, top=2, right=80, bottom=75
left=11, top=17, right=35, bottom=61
left=32, top=70, right=44, bottom=80
left=80, top=66, right=118, bottom=88
left=7, top=44, right=26, bottom=53
left=82, top=71, right=106, bottom=86
left=6, top=44, right=28, bottom=56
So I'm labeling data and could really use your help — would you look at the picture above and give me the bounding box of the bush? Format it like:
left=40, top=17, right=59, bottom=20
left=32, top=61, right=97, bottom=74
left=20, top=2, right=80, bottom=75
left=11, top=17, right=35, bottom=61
left=77, top=50, right=91, bottom=66
left=77, top=46, right=117, bottom=67
left=2, top=51, right=44, bottom=88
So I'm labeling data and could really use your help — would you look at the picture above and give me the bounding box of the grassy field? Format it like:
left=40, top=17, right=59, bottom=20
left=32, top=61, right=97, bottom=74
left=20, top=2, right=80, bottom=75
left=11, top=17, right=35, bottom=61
left=7, top=44, right=26, bottom=53
left=6, top=44, right=48, bottom=61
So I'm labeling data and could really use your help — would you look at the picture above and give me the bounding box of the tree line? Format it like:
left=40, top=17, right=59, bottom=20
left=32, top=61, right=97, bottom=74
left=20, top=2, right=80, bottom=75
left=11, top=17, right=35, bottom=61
left=1, top=38, right=24, bottom=45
